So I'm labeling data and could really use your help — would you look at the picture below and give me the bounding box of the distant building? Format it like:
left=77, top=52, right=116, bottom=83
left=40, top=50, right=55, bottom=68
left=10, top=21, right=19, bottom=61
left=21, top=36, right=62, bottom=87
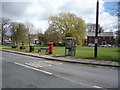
left=29, top=34, right=38, bottom=44
left=3, top=35, right=11, bottom=41
left=86, top=32, right=117, bottom=45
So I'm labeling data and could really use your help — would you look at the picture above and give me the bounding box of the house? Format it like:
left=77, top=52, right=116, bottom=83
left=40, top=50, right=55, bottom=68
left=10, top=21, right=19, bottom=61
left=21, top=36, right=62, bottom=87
left=86, top=32, right=117, bottom=45
left=3, top=35, right=11, bottom=41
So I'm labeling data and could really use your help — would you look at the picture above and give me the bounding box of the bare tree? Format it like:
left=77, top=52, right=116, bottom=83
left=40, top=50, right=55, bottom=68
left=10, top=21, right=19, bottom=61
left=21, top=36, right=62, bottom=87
left=11, top=22, right=28, bottom=45
left=35, top=28, right=43, bottom=45
left=0, top=18, right=11, bottom=45
left=25, top=22, right=34, bottom=46
left=116, top=30, right=120, bottom=44
left=87, top=23, right=104, bottom=33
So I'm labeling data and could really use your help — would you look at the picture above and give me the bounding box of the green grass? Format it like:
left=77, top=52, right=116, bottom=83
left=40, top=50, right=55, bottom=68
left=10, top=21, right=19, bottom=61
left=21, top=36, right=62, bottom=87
left=3, top=45, right=119, bottom=62
left=53, top=46, right=119, bottom=62
left=75, top=47, right=119, bottom=62
left=3, top=46, right=49, bottom=53
left=0, top=44, right=12, bottom=47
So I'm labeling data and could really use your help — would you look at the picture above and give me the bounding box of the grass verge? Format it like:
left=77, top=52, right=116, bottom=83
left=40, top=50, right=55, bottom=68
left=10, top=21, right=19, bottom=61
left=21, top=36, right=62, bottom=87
left=2, top=45, right=119, bottom=62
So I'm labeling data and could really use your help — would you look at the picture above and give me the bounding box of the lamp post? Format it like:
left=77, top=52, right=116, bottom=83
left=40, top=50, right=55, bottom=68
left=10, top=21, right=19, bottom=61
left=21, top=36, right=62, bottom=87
left=94, top=0, right=99, bottom=58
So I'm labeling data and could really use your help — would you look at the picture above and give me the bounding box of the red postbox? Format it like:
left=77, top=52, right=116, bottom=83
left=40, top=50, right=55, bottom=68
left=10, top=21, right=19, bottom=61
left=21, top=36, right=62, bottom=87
left=48, top=42, right=53, bottom=54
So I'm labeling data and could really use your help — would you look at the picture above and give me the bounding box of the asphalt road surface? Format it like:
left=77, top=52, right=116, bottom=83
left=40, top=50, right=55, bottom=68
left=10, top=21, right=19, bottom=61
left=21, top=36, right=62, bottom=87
left=1, top=51, right=119, bottom=89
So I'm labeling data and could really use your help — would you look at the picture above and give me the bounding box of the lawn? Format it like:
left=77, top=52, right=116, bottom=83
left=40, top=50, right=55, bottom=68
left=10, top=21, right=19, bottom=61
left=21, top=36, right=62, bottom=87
left=75, top=47, right=119, bottom=62
left=2, top=45, right=119, bottom=62
left=53, top=46, right=119, bottom=62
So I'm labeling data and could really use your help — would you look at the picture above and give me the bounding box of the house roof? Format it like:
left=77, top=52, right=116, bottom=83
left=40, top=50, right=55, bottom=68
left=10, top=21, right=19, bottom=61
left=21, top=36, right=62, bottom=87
left=86, top=32, right=114, bottom=37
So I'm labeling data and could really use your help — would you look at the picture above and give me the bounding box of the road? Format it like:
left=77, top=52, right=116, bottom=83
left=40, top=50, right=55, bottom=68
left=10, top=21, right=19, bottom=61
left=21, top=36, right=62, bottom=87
left=1, top=51, right=119, bottom=88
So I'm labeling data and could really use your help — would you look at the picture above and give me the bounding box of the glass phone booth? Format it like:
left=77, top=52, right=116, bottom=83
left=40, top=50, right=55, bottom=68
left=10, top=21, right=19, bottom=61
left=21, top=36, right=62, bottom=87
left=65, top=37, right=76, bottom=56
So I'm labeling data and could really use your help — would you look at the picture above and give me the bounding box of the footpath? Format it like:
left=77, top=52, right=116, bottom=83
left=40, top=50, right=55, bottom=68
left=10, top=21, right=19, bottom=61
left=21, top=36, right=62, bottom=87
left=1, top=47, right=120, bottom=67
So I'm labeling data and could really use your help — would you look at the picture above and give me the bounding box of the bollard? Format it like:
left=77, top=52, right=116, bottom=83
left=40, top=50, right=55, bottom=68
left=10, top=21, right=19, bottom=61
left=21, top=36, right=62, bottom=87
left=29, top=46, right=34, bottom=52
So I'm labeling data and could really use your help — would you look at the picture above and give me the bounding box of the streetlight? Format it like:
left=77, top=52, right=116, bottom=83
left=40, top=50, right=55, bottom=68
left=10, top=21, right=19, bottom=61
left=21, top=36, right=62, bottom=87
left=94, top=0, right=99, bottom=58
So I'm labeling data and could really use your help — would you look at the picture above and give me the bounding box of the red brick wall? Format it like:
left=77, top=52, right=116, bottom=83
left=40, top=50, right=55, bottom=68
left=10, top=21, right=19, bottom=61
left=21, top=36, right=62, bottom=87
left=87, top=36, right=116, bottom=45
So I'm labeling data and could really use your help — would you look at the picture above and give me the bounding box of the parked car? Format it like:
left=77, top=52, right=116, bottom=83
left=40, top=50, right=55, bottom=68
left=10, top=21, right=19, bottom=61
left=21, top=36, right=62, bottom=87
left=3, top=40, right=13, bottom=45
left=106, top=44, right=112, bottom=47
left=88, top=43, right=95, bottom=47
left=100, top=44, right=112, bottom=47
left=117, top=44, right=120, bottom=47
left=100, top=45, right=105, bottom=47
left=30, top=43, right=37, bottom=46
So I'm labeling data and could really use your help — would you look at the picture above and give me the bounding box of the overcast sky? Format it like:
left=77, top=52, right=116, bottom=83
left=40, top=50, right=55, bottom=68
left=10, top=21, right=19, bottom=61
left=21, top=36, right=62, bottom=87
left=1, top=0, right=119, bottom=33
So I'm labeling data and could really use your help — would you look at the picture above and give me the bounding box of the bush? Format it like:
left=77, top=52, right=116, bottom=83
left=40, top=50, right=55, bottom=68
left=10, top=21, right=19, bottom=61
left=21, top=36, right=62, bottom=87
left=11, top=45, right=17, bottom=48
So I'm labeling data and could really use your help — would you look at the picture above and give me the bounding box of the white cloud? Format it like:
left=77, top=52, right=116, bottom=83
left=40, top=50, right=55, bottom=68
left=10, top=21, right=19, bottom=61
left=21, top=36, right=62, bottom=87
left=1, top=0, right=118, bottom=33
left=100, top=12, right=117, bottom=31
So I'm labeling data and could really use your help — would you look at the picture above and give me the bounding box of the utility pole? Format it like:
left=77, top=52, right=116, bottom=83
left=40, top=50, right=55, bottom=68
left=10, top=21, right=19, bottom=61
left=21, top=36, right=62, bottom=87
left=1, top=25, right=4, bottom=45
left=94, top=0, right=99, bottom=58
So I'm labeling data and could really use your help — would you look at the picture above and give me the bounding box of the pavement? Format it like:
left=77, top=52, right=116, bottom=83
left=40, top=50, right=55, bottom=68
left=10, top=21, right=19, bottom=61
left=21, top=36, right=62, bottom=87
left=1, top=47, right=120, bottom=67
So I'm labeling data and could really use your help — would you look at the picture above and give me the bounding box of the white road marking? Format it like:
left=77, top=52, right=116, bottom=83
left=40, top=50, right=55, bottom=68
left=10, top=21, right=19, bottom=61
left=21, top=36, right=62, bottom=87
left=25, top=63, right=42, bottom=68
left=14, top=62, right=52, bottom=75
left=49, top=64, right=52, bottom=66
left=93, top=85, right=102, bottom=88
left=0, top=58, right=4, bottom=59
left=43, top=61, right=63, bottom=65
left=23, top=61, right=62, bottom=68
